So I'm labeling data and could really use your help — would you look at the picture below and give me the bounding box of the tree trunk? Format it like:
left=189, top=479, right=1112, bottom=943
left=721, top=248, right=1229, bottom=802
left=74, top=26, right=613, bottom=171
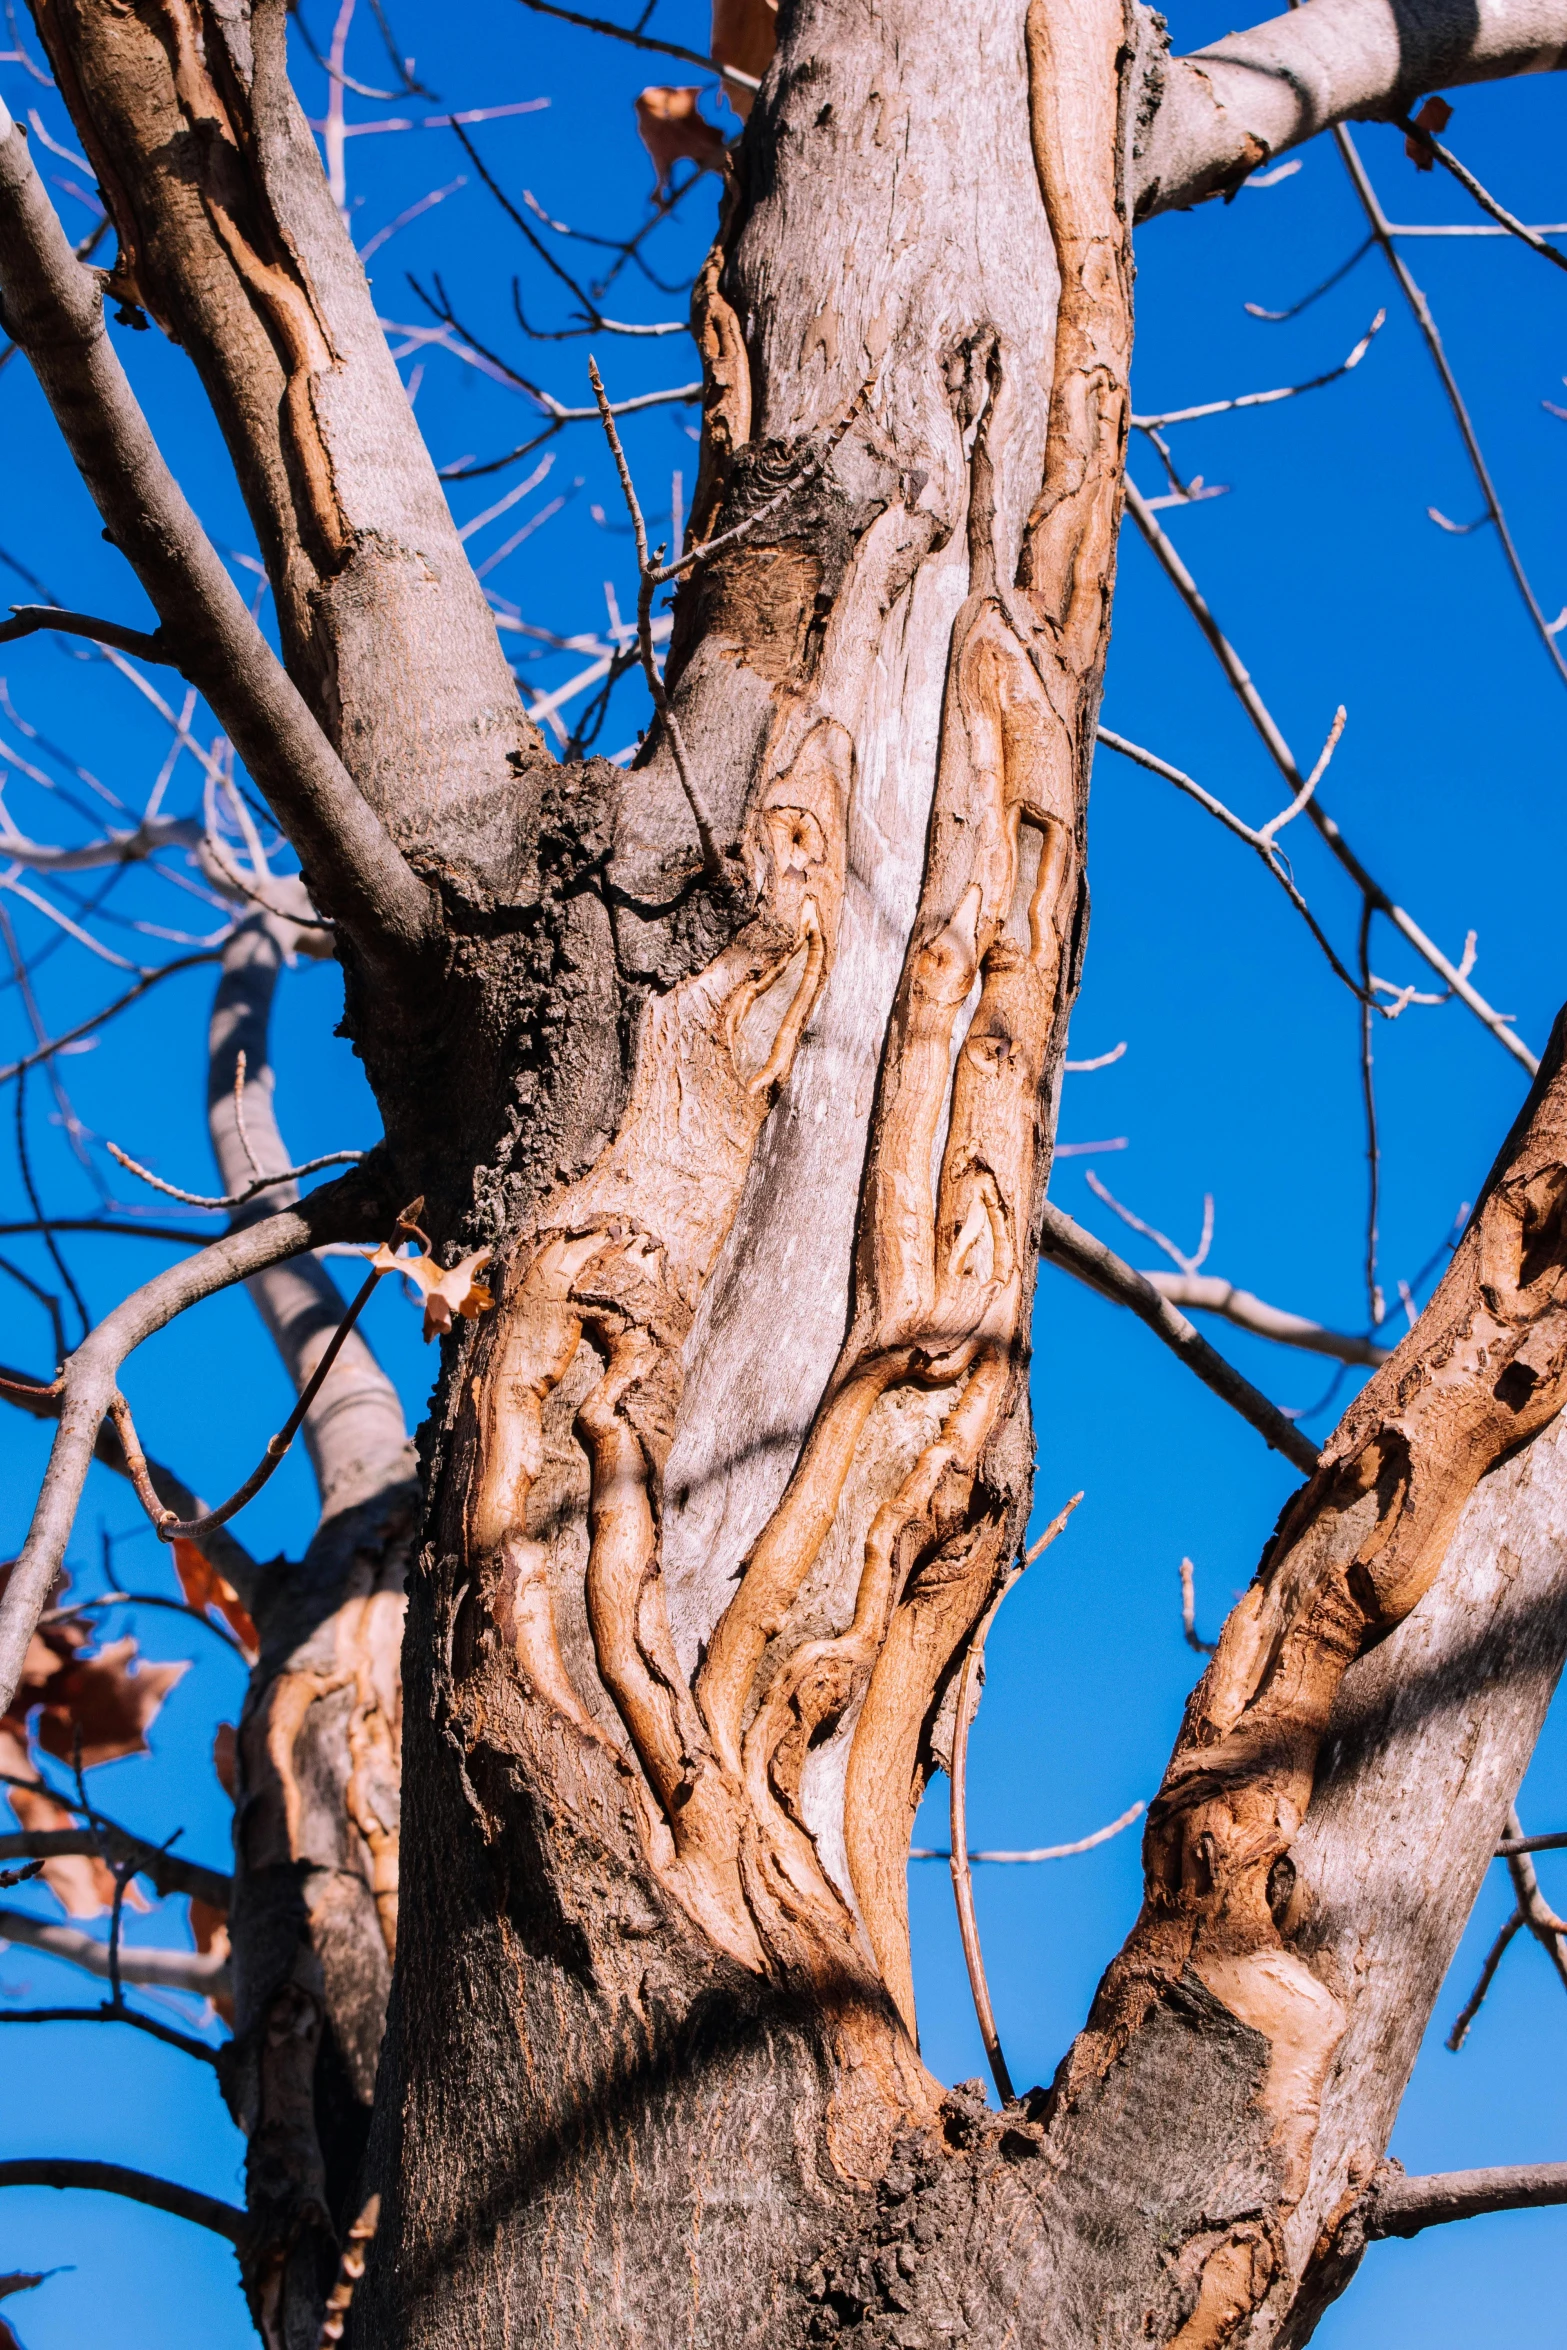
left=15, top=1, right=1567, bottom=2344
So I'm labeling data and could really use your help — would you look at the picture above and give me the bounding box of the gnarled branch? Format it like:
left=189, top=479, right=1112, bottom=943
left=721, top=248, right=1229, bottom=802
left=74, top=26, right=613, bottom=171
left=0, top=101, right=433, bottom=968
left=1367, top=2161, right=1567, bottom=2238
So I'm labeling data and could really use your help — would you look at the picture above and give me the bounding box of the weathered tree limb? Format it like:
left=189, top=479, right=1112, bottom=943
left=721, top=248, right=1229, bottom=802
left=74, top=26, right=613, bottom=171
left=1141, top=1271, right=1389, bottom=1367
left=29, top=0, right=548, bottom=848
left=0, top=97, right=433, bottom=966
left=0, top=1827, right=230, bottom=1912
left=203, top=913, right=418, bottom=2342
left=1365, top=2161, right=1567, bottom=2237
left=1040, top=1202, right=1322, bottom=1470
left=1135, top=0, right=1567, bottom=221
left=0, top=1166, right=387, bottom=1719
left=1039, top=1004, right=1567, bottom=2344
left=0, top=1902, right=231, bottom=1996
left=0, top=2158, right=245, bottom=2242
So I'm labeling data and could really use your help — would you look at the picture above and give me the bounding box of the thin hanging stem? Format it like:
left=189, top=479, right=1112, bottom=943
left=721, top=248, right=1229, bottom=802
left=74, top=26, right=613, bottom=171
left=946, top=1494, right=1082, bottom=2102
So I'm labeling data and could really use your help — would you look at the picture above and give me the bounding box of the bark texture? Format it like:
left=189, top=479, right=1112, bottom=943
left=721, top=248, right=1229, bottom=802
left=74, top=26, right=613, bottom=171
left=12, top=2, right=1567, bottom=2346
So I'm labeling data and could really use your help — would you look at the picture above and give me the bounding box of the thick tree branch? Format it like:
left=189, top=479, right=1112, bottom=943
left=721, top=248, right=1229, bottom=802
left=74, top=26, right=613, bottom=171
left=0, top=102, right=434, bottom=969
left=0, top=2158, right=244, bottom=2242
left=208, top=916, right=415, bottom=1525
left=1141, top=1271, right=1389, bottom=1366
left=0, top=1903, right=230, bottom=1996
left=1367, top=2161, right=1567, bottom=2237
left=0, top=1162, right=389, bottom=1717
left=1039, top=1202, right=1321, bottom=1472
left=0, top=1828, right=230, bottom=1913
left=1135, top=0, right=1567, bottom=221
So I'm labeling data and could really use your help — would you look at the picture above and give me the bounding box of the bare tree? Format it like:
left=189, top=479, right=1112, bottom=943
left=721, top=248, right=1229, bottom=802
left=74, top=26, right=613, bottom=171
left=2, top=2, right=1567, bottom=2346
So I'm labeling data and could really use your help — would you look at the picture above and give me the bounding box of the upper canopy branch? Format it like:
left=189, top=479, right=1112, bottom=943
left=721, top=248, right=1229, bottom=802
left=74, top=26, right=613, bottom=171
left=0, top=101, right=434, bottom=974
left=1136, top=0, right=1567, bottom=221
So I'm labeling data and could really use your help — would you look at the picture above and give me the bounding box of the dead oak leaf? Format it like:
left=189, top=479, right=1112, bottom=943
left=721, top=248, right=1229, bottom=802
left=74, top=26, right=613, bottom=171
left=635, top=87, right=727, bottom=190
left=370, top=1242, right=494, bottom=1341
left=172, top=1538, right=259, bottom=1661
left=0, top=2273, right=47, bottom=2350
left=1405, top=94, right=1453, bottom=167
left=711, top=0, right=777, bottom=118
left=33, top=1637, right=188, bottom=1770
left=0, top=1724, right=113, bottom=1918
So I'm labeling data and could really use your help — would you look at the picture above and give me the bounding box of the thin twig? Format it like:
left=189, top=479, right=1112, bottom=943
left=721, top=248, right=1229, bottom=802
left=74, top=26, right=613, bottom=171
left=507, top=0, right=760, bottom=92
left=0, top=949, right=233, bottom=1087
left=0, top=1167, right=384, bottom=1716
left=1131, top=310, right=1384, bottom=431
left=1358, top=899, right=1383, bottom=1329
left=1095, top=721, right=1366, bottom=1002
left=0, top=1825, right=229, bottom=1912
left=911, top=1800, right=1146, bottom=1866
left=105, top=1135, right=365, bottom=1211
left=1332, top=124, right=1567, bottom=693
left=1180, top=1556, right=1217, bottom=1656
left=588, top=357, right=723, bottom=876
left=1120, top=479, right=1539, bottom=1075
left=1396, top=117, right=1567, bottom=276
left=945, top=1494, right=1082, bottom=2100
left=0, top=604, right=173, bottom=663
left=1502, top=1801, right=1567, bottom=1994
left=1446, top=1908, right=1526, bottom=2050
left=111, top=1203, right=419, bottom=1545
left=0, top=2001, right=221, bottom=2067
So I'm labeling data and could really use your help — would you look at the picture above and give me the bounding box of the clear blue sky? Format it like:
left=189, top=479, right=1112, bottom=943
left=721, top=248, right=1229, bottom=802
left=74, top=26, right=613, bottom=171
left=1, top=3, right=1564, bottom=2341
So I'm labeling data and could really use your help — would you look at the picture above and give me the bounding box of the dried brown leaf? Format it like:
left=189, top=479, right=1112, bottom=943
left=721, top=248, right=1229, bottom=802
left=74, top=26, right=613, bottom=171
left=1405, top=93, right=1454, bottom=167
left=711, top=0, right=776, bottom=116
left=213, top=1720, right=238, bottom=1803
left=190, top=1893, right=234, bottom=2023
left=33, top=1637, right=188, bottom=1770
left=370, top=1241, right=494, bottom=1341
left=634, top=87, right=727, bottom=189
left=0, top=2273, right=44, bottom=2350
left=0, top=1725, right=112, bottom=1917
left=172, top=1537, right=259, bottom=1660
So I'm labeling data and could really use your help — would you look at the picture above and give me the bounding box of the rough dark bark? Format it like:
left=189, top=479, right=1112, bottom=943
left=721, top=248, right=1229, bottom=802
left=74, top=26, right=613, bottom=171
left=6, top=2, right=1567, bottom=2346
